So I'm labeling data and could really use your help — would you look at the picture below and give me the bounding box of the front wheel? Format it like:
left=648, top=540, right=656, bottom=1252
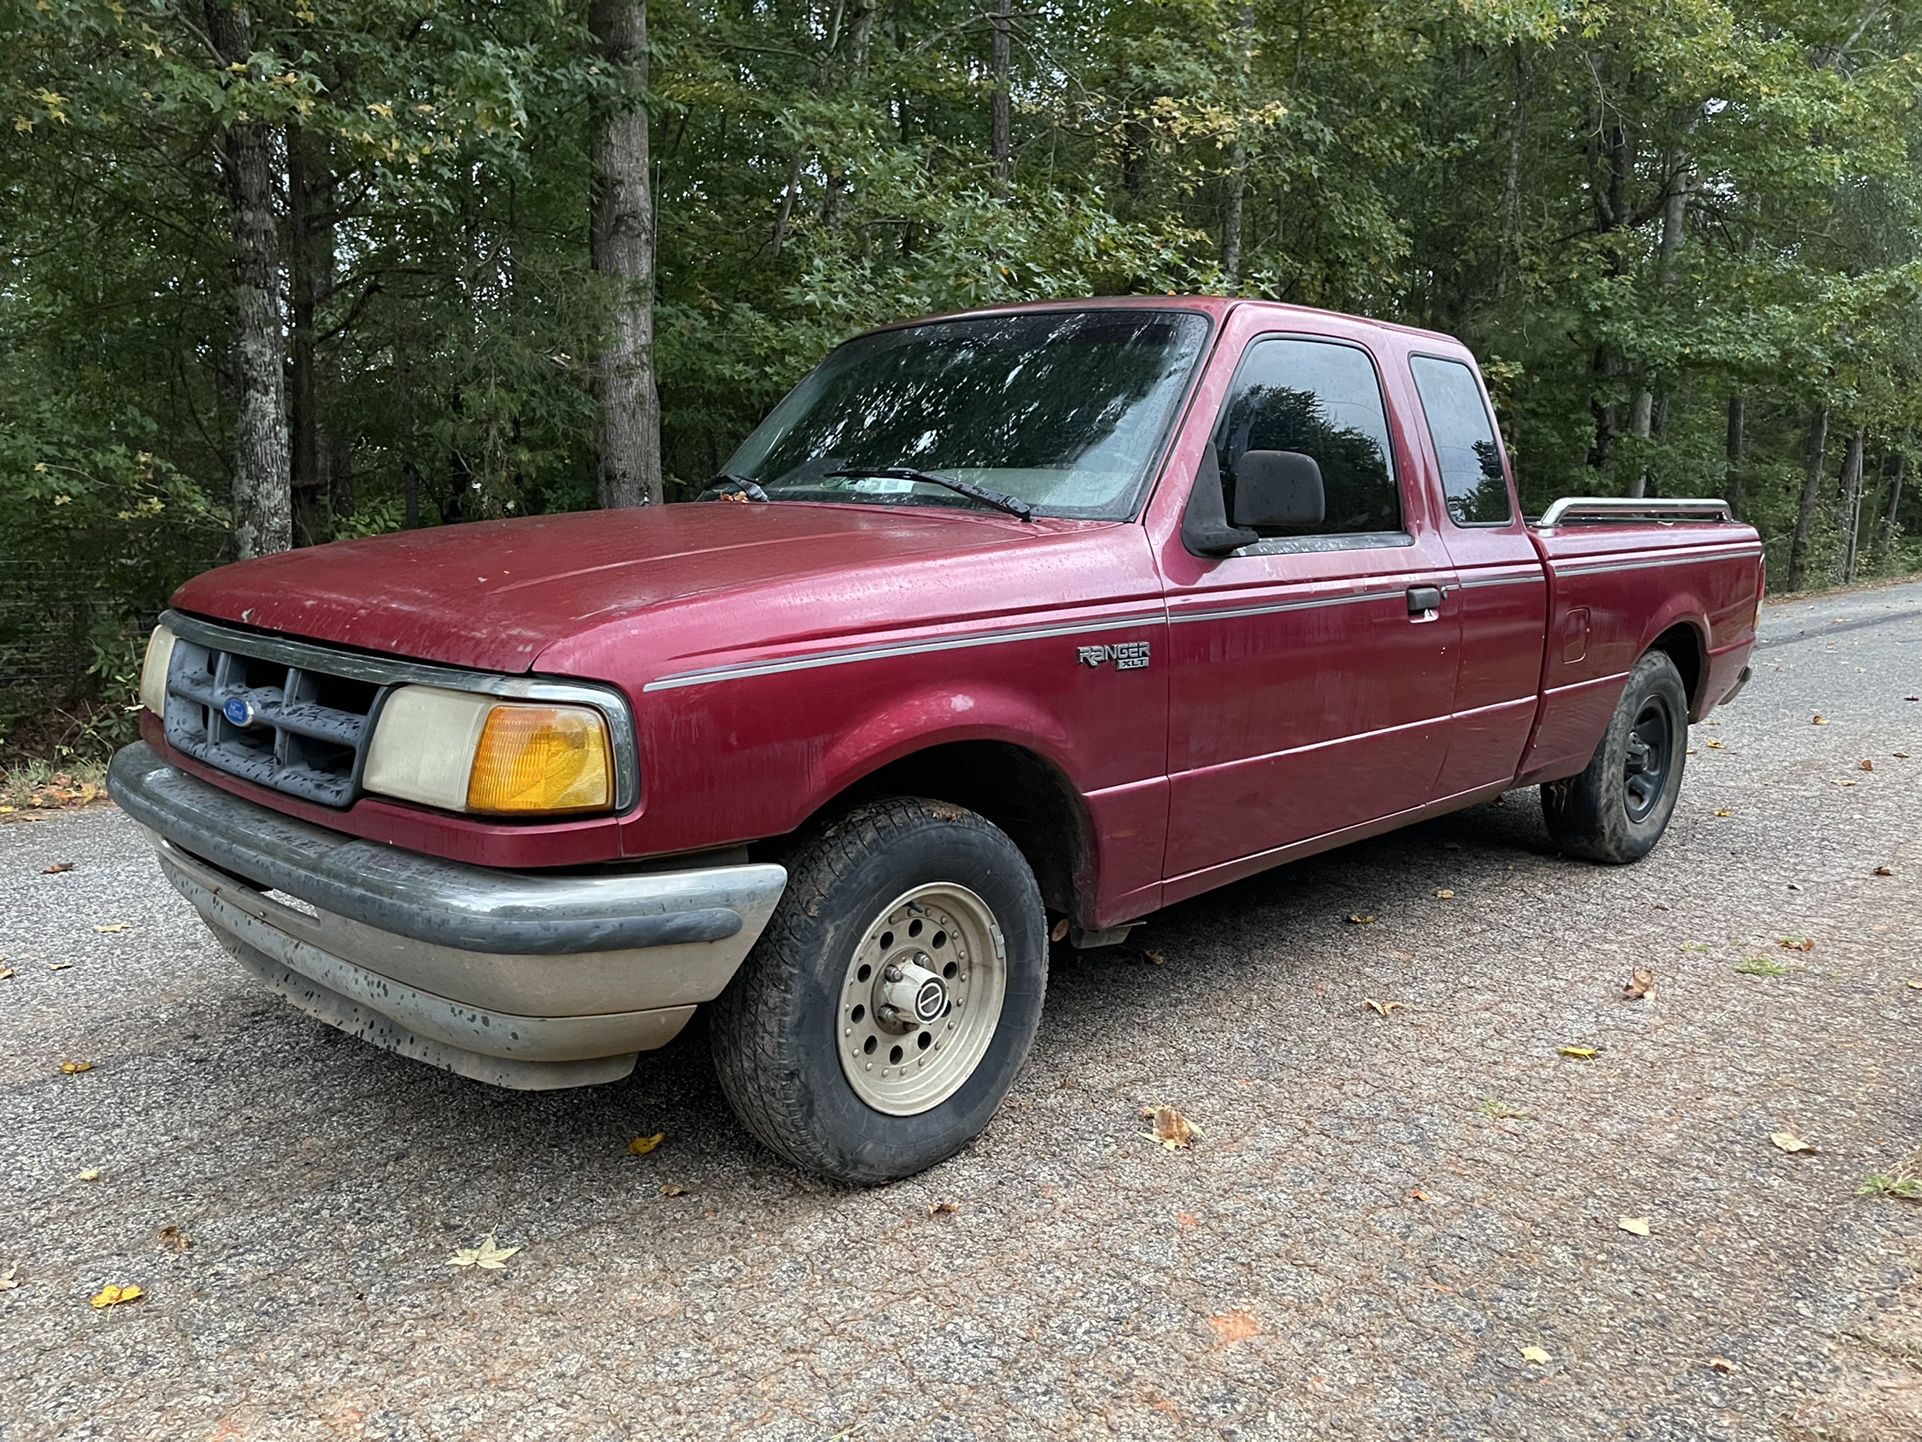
left=708, top=797, right=1047, bottom=1184
left=1541, top=649, right=1690, bottom=864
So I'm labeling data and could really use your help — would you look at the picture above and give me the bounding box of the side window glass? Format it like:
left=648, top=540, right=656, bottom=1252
left=1213, top=338, right=1402, bottom=536
left=1410, top=356, right=1512, bottom=525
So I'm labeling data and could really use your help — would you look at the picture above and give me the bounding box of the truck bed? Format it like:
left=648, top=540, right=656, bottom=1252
left=1518, top=516, right=1764, bottom=785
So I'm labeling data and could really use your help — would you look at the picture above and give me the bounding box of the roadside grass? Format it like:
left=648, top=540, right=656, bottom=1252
left=1859, top=1150, right=1922, bottom=1203
left=1736, top=957, right=1797, bottom=978
left=0, top=757, right=110, bottom=814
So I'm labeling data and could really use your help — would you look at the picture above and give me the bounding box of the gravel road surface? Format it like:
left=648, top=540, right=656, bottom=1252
left=3, top=581, right=1919, bottom=1442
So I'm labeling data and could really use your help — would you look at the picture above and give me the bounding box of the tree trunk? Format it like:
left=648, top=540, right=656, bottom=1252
left=1219, top=2, right=1254, bottom=291
left=1627, top=165, right=1691, bottom=498
left=206, top=0, right=291, bottom=559
left=1787, top=404, right=1830, bottom=591
left=989, top=0, right=1012, bottom=193
left=287, top=123, right=334, bottom=548
left=1836, top=426, right=1866, bottom=584
left=589, top=0, right=663, bottom=508
left=1875, top=445, right=1906, bottom=565
left=1220, top=146, right=1246, bottom=290
left=1724, top=393, right=1745, bottom=519
left=1497, top=43, right=1528, bottom=298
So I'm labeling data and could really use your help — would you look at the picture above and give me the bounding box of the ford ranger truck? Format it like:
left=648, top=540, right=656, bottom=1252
left=108, top=299, right=1763, bottom=1184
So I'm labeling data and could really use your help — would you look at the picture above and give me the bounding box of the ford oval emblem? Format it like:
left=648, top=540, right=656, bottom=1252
left=222, top=696, right=256, bottom=728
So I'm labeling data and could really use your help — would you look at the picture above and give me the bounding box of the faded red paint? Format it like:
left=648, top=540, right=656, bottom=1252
left=159, top=298, right=1764, bottom=928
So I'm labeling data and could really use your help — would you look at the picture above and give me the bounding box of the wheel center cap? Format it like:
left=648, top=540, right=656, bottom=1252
left=878, top=956, right=948, bottom=1029
left=911, top=977, right=946, bottom=1023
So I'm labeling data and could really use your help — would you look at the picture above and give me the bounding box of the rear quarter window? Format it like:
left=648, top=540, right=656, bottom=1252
left=1410, top=356, right=1512, bottom=526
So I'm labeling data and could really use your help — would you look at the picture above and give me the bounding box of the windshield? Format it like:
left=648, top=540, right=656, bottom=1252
left=722, top=308, right=1211, bottom=519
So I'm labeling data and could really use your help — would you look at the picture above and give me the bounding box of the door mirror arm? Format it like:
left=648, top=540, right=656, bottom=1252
left=1181, top=444, right=1258, bottom=556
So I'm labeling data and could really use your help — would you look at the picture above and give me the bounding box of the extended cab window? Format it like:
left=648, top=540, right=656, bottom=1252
left=1215, top=338, right=1401, bottom=537
left=724, top=308, right=1210, bottom=520
left=1410, top=356, right=1512, bottom=525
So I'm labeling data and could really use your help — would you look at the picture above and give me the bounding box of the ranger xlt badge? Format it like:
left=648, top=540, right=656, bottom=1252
left=1078, top=641, right=1151, bottom=671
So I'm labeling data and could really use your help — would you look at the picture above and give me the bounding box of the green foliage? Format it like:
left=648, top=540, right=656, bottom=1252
left=4, top=0, right=1922, bottom=743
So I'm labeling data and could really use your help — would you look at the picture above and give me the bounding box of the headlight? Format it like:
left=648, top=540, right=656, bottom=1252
left=140, top=625, right=177, bottom=719
left=362, top=685, right=613, bottom=816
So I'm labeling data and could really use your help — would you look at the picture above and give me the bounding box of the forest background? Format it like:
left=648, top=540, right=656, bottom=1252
left=3, top=0, right=1918, bottom=758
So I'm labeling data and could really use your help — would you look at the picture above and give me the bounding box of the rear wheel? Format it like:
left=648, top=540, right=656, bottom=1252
left=708, top=797, right=1047, bottom=1184
left=1541, top=649, right=1690, bottom=864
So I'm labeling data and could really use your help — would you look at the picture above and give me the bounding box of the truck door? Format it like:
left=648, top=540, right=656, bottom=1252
left=1154, top=326, right=1461, bottom=888
left=1404, top=352, right=1546, bottom=796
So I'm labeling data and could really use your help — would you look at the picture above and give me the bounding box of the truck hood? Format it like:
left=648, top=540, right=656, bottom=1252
left=170, top=503, right=1065, bottom=673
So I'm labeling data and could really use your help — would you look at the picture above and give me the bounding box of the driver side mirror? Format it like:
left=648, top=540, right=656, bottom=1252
left=1231, top=450, right=1324, bottom=532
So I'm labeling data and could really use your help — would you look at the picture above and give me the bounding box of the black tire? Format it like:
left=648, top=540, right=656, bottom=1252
left=1541, top=649, right=1690, bottom=864
left=708, top=797, right=1047, bottom=1184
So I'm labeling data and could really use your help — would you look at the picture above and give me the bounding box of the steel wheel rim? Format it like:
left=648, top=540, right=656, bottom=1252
left=836, top=883, right=1007, bottom=1116
left=1623, top=696, right=1674, bottom=822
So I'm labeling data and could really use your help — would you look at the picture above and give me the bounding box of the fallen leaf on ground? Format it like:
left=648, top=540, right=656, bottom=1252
left=1407, top=1187, right=1430, bottom=1202
left=1210, top=1310, right=1260, bottom=1346
left=1708, top=1356, right=1737, bottom=1373
left=1344, top=913, right=1375, bottom=926
left=1140, top=947, right=1166, bottom=966
left=1837, top=779, right=1859, bottom=787
left=1364, top=998, right=1407, bottom=1017
left=1860, top=759, right=1875, bottom=772
left=0, top=1266, right=18, bottom=1292
left=1770, top=1130, right=1816, bottom=1154
left=0, top=968, right=13, bottom=981
left=1908, top=981, right=1922, bottom=991
left=74, top=1168, right=101, bottom=1182
left=1779, top=936, right=1816, bottom=952
left=41, top=861, right=73, bottom=874
left=1812, top=714, right=1829, bottom=725
left=446, top=1234, right=520, bottom=1270
left=59, top=1060, right=93, bottom=1075
left=1622, top=968, right=1655, bottom=1001
left=1618, top=1216, right=1652, bottom=1236
left=627, top=1133, right=665, bottom=1157
left=1558, top=1045, right=1599, bottom=1059
left=158, top=1226, right=190, bottom=1252
left=47, top=961, right=71, bottom=971
left=1705, top=739, right=1726, bottom=750
left=89, top=1283, right=143, bottom=1309
left=1875, top=866, right=1894, bottom=877
left=660, top=1183, right=688, bottom=1198
left=92, top=923, right=129, bottom=934
left=1520, top=1345, right=1552, bottom=1365
left=928, top=1200, right=959, bottom=1217
left=1049, top=918, right=1070, bottom=942
left=1714, top=809, right=1731, bottom=818
left=1434, top=888, right=1455, bottom=899
left=1141, top=1104, right=1198, bottom=1150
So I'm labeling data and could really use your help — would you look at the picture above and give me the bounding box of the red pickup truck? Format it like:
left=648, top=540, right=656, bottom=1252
left=109, top=298, right=1763, bottom=1182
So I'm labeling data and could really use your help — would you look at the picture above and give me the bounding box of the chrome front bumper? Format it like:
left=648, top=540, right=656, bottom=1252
left=107, top=742, right=787, bottom=1090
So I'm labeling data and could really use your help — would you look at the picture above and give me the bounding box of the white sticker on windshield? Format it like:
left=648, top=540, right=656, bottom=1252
left=848, top=476, right=916, bottom=494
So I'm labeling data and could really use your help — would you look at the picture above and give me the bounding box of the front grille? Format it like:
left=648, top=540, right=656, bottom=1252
left=164, top=635, right=381, bottom=807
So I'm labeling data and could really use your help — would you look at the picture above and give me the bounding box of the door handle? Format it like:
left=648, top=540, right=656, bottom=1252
left=1407, top=585, right=1444, bottom=616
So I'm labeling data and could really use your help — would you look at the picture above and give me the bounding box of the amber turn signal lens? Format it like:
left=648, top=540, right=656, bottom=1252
left=465, top=704, right=612, bottom=815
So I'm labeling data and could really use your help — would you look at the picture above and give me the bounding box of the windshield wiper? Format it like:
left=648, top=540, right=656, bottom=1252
left=699, top=473, right=769, bottom=503
left=825, top=466, right=1033, bottom=522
